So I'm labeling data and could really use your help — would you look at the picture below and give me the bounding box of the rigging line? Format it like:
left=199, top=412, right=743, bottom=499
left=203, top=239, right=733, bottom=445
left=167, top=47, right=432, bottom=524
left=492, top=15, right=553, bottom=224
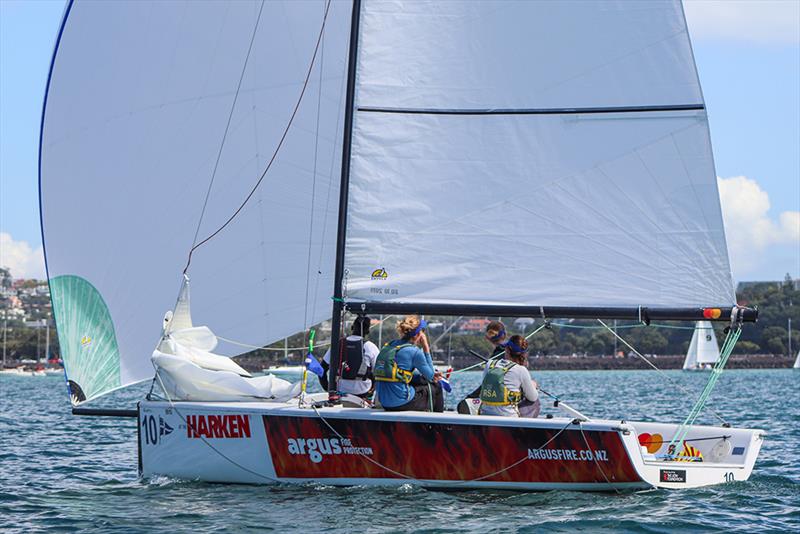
left=666, top=326, right=740, bottom=454
left=578, top=424, right=621, bottom=494
left=597, top=319, right=728, bottom=426
left=185, top=0, right=266, bottom=273
left=303, top=0, right=327, bottom=332
left=215, top=334, right=330, bottom=351
left=185, top=0, right=333, bottom=271
left=310, top=404, right=574, bottom=486
left=152, top=367, right=279, bottom=483
left=310, top=55, right=347, bottom=321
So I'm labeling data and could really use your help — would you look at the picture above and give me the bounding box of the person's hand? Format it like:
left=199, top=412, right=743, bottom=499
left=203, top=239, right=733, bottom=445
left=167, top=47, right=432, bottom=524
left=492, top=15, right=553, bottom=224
left=418, top=331, right=430, bottom=353
left=433, top=370, right=443, bottom=383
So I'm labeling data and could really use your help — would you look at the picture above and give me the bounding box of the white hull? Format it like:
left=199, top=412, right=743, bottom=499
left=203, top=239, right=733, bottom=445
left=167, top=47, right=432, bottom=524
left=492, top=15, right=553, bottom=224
left=139, top=399, right=763, bottom=491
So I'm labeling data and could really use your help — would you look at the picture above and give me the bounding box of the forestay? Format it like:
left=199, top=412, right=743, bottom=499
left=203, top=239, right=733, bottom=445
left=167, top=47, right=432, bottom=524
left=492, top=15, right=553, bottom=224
left=343, top=0, right=735, bottom=309
left=40, top=0, right=350, bottom=403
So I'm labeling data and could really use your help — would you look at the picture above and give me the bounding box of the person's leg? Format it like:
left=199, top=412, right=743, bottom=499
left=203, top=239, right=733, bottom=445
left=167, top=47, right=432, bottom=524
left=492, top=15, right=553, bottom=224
left=518, top=398, right=540, bottom=418
left=383, top=384, right=430, bottom=411
left=431, top=383, right=444, bottom=412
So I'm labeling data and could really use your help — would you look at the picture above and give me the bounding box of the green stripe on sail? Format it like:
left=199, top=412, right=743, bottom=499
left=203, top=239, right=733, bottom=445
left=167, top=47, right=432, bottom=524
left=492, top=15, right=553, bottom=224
left=49, top=275, right=121, bottom=404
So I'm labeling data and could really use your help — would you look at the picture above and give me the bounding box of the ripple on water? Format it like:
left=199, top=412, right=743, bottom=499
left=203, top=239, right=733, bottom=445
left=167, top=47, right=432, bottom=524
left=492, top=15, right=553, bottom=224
left=1, top=371, right=799, bottom=533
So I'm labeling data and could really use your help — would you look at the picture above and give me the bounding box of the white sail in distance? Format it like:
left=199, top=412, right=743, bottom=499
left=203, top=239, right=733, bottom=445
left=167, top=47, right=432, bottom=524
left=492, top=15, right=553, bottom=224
left=343, top=0, right=735, bottom=309
left=683, top=321, right=720, bottom=370
left=40, top=0, right=350, bottom=403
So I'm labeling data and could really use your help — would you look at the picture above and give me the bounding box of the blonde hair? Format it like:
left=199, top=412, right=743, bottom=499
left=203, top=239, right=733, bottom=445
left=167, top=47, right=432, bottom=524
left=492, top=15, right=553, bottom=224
left=397, top=315, right=421, bottom=338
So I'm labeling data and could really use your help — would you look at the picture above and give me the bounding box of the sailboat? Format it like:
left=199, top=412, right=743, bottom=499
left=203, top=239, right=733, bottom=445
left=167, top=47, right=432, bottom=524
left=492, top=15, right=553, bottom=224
left=793, top=349, right=799, bottom=369
left=40, top=0, right=763, bottom=490
left=683, top=322, right=720, bottom=371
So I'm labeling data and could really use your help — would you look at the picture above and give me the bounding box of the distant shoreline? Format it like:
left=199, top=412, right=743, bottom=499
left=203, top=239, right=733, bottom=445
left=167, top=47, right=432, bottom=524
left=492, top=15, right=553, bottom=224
left=237, top=353, right=795, bottom=372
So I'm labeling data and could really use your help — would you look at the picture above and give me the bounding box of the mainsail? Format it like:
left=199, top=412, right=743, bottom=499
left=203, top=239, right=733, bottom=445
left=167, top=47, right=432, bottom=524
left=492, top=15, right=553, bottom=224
left=683, top=321, right=720, bottom=370
left=343, top=0, right=735, bottom=309
left=40, top=0, right=350, bottom=403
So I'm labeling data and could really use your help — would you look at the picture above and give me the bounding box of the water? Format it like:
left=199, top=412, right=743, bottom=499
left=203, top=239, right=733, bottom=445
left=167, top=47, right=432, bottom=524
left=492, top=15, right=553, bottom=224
left=1, top=370, right=798, bottom=533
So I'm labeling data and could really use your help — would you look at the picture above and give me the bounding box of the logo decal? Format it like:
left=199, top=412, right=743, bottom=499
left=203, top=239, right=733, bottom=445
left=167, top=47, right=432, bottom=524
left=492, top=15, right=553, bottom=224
left=142, top=415, right=173, bottom=445
left=287, top=437, right=373, bottom=464
left=80, top=335, right=92, bottom=348
left=371, top=267, right=388, bottom=280
left=186, top=414, right=251, bottom=439
left=660, top=469, right=686, bottom=483
left=159, top=417, right=173, bottom=437
left=527, top=448, right=609, bottom=462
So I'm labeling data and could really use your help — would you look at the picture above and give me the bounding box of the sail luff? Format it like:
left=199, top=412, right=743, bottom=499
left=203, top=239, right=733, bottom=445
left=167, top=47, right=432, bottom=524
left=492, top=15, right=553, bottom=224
left=328, top=0, right=363, bottom=397
left=683, top=326, right=699, bottom=370
left=40, top=0, right=351, bottom=404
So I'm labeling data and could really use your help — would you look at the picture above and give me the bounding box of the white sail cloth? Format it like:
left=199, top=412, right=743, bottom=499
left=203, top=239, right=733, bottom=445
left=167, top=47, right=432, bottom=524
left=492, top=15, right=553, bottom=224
left=343, top=0, right=735, bottom=308
left=41, top=0, right=349, bottom=403
left=683, top=321, right=720, bottom=370
left=152, top=352, right=300, bottom=402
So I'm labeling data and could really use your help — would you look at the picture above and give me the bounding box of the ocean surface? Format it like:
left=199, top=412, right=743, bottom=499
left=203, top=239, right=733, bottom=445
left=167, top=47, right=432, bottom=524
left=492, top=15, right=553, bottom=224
left=1, top=369, right=798, bottom=533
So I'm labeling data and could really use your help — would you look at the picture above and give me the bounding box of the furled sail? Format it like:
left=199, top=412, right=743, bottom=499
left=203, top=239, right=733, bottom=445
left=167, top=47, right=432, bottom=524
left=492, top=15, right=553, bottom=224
left=343, top=0, right=735, bottom=309
left=683, top=321, right=720, bottom=370
left=40, top=0, right=349, bottom=403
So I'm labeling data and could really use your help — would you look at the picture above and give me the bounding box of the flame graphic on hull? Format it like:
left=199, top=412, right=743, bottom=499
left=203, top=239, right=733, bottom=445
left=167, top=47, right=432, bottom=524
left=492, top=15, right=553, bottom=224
left=263, top=416, right=641, bottom=484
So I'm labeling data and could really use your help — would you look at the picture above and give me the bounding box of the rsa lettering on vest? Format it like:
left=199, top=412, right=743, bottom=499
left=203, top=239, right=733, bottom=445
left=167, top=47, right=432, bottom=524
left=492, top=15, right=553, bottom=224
left=287, top=437, right=374, bottom=464
left=186, top=414, right=251, bottom=439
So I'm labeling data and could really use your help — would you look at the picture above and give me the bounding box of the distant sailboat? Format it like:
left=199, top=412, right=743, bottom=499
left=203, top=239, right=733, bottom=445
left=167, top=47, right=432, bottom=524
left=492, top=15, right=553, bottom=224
left=683, top=321, right=720, bottom=371
left=793, top=349, right=799, bottom=369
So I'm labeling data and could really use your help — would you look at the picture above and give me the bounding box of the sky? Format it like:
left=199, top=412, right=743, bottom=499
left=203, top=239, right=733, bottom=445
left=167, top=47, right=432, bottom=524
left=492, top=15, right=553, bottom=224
left=0, top=0, right=798, bottom=283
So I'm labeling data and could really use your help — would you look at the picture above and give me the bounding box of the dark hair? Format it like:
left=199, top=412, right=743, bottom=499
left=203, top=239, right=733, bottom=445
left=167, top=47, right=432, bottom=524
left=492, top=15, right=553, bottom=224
left=351, top=316, right=371, bottom=337
left=505, top=335, right=529, bottom=364
left=486, top=320, right=506, bottom=342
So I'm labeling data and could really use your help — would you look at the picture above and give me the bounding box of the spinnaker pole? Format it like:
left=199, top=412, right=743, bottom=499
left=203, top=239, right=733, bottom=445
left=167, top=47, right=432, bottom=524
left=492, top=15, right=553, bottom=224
left=328, top=0, right=363, bottom=401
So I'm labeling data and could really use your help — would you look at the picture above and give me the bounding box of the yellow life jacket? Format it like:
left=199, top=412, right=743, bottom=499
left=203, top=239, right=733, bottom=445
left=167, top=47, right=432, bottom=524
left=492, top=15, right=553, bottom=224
left=373, top=342, right=414, bottom=383
left=479, top=359, right=522, bottom=406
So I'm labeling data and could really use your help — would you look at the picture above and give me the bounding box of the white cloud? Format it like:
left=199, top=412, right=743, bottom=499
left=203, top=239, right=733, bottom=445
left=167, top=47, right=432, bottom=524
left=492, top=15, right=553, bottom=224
left=718, top=176, right=800, bottom=277
left=684, top=0, right=800, bottom=45
left=0, top=232, right=46, bottom=280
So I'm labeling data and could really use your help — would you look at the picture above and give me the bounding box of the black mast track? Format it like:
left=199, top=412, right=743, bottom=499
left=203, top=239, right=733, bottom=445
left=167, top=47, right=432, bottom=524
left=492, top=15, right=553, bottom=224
left=343, top=302, right=758, bottom=323
left=328, top=0, right=362, bottom=400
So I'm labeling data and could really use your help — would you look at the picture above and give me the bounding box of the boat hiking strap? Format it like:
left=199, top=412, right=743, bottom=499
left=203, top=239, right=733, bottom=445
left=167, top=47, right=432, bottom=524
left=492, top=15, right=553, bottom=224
left=310, top=404, right=576, bottom=487
left=664, top=326, right=742, bottom=458
left=597, top=319, right=730, bottom=427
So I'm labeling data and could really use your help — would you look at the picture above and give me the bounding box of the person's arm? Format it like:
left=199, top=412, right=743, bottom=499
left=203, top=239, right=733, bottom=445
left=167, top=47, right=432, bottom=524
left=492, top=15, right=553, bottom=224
left=319, top=349, right=331, bottom=390
left=518, top=367, right=539, bottom=402
left=412, top=347, right=435, bottom=381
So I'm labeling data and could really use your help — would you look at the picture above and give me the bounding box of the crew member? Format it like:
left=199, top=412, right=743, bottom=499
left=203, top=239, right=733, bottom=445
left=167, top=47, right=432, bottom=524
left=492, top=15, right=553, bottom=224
left=319, top=315, right=379, bottom=398
left=457, top=320, right=508, bottom=414
left=478, top=335, right=540, bottom=418
left=374, top=315, right=444, bottom=412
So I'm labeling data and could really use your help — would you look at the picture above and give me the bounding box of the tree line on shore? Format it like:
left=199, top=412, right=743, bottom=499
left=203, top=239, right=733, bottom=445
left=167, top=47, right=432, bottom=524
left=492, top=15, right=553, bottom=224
left=2, top=275, right=797, bottom=363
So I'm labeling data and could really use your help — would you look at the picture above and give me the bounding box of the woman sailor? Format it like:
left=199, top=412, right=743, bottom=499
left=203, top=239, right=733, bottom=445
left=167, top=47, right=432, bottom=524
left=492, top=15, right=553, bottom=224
left=478, top=335, right=540, bottom=418
left=374, top=315, right=444, bottom=412
left=457, top=320, right=508, bottom=414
